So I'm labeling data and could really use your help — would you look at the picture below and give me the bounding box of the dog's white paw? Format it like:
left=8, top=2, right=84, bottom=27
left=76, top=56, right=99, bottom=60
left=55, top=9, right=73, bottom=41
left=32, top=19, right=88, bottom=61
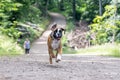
left=57, top=54, right=62, bottom=60
left=56, top=54, right=62, bottom=63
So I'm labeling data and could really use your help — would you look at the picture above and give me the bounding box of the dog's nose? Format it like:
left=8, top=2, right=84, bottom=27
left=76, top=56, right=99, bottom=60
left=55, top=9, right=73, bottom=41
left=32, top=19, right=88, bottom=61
left=58, top=33, right=61, bottom=37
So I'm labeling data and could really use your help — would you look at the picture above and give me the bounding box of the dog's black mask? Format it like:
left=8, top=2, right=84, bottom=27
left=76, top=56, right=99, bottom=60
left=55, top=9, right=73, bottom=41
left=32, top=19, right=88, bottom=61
left=53, top=28, right=63, bottom=40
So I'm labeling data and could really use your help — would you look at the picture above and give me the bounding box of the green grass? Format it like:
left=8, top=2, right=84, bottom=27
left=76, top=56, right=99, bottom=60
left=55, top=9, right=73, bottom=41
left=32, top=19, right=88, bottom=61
left=77, top=43, right=120, bottom=56
left=63, top=47, right=77, bottom=54
left=0, top=34, right=23, bottom=56
left=63, top=43, right=120, bottom=57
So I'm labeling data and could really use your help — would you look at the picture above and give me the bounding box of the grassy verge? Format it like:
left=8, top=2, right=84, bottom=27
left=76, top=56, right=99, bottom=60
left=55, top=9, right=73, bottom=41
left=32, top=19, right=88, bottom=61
left=63, top=47, right=77, bottom=54
left=0, top=18, right=49, bottom=56
left=63, top=42, right=120, bottom=57
left=0, top=33, right=23, bottom=56
left=71, top=43, right=120, bottom=57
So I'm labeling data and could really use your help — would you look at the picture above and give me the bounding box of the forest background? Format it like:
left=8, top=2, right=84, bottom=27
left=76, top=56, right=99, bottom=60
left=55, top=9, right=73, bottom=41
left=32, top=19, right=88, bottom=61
left=0, top=0, right=120, bottom=57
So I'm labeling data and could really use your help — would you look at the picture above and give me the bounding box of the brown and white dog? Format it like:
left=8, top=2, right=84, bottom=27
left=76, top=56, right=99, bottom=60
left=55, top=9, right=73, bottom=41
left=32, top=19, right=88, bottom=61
left=47, top=23, right=65, bottom=64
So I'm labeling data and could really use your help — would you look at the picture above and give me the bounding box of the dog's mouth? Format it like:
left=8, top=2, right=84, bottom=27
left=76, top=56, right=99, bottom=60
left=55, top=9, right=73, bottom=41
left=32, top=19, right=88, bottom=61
left=57, top=38, right=61, bottom=40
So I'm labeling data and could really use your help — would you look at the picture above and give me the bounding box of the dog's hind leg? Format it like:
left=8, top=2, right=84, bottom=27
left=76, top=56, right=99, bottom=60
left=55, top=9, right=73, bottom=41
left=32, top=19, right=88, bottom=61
left=48, top=49, right=54, bottom=64
left=49, top=56, right=52, bottom=64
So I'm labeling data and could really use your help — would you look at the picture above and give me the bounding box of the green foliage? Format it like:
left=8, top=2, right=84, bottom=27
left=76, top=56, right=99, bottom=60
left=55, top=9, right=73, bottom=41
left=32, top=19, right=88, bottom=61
left=18, top=3, right=42, bottom=23
left=0, top=32, right=23, bottom=56
left=0, top=0, right=50, bottom=56
left=18, top=18, right=49, bottom=47
left=18, top=26, right=40, bottom=47
left=90, top=5, right=120, bottom=44
left=0, top=0, right=22, bottom=27
left=56, top=0, right=112, bottom=22
left=115, top=21, right=120, bottom=42
left=0, top=27, right=21, bottom=39
left=0, top=21, right=21, bottom=39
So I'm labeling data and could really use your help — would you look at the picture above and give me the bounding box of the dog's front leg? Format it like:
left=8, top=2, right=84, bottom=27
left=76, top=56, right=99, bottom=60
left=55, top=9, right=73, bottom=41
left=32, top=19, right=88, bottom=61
left=56, top=45, right=62, bottom=63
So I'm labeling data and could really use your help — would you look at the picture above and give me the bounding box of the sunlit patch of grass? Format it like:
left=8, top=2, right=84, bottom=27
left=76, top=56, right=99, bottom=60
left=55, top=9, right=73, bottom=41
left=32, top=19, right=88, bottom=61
left=63, top=43, right=120, bottom=57
left=0, top=34, right=23, bottom=56
left=108, top=44, right=120, bottom=57
left=76, top=43, right=120, bottom=57
left=63, top=47, right=77, bottom=54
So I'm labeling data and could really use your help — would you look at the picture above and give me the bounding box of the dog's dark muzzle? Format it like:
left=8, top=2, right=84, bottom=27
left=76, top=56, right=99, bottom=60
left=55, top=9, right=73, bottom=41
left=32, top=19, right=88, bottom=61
left=54, top=33, right=62, bottom=40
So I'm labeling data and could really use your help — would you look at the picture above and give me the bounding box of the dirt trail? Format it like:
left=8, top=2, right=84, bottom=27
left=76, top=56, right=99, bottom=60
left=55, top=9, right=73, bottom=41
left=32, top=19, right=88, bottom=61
left=0, top=13, right=120, bottom=80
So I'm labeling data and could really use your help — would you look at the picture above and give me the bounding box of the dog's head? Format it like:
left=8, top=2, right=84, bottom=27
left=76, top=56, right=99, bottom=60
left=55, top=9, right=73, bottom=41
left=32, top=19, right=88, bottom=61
left=51, top=24, right=65, bottom=40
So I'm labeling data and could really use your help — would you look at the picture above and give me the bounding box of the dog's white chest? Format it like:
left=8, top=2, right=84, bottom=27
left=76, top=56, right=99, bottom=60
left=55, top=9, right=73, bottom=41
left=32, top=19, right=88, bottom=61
left=51, top=40, right=60, bottom=50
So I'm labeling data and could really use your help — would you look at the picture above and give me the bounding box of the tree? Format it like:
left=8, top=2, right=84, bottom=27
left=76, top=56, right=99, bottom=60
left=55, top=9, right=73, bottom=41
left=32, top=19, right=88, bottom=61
left=72, top=0, right=76, bottom=23
left=0, top=0, right=22, bottom=27
left=45, top=0, right=49, bottom=17
left=90, top=5, right=119, bottom=44
left=59, top=0, right=64, bottom=11
left=99, top=0, right=102, bottom=16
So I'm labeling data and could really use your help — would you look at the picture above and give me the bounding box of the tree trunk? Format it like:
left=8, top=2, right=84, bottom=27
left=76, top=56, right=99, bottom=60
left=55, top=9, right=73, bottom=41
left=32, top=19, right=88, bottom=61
left=112, top=0, right=117, bottom=43
left=99, top=0, right=102, bottom=16
left=45, top=0, right=49, bottom=17
left=72, top=0, right=76, bottom=23
left=59, top=0, right=64, bottom=11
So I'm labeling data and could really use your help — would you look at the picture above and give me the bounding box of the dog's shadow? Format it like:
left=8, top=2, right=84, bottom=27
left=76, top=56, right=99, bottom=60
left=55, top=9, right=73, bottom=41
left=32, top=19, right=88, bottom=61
left=46, top=63, right=63, bottom=69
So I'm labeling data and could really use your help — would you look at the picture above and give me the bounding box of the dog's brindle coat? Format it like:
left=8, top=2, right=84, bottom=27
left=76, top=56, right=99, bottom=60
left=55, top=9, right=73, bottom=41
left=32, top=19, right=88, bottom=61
left=47, top=24, right=65, bottom=64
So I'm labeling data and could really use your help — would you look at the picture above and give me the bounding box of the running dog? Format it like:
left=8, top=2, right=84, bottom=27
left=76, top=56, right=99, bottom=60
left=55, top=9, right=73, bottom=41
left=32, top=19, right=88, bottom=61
left=47, top=23, right=65, bottom=64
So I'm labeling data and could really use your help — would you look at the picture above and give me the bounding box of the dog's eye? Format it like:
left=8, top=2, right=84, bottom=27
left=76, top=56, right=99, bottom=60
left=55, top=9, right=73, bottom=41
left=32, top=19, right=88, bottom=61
left=54, top=30, right=57, bottom=32
left=59, top=30, right=62, bottom=33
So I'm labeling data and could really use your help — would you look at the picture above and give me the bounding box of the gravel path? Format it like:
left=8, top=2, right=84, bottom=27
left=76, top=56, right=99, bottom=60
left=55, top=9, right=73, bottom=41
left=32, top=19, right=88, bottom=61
left=0, top=13, right=120, bottom=80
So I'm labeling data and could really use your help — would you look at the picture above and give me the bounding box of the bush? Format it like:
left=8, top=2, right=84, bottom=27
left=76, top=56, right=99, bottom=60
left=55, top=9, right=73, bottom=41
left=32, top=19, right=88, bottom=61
left=89, top=5, right=120, bottom=44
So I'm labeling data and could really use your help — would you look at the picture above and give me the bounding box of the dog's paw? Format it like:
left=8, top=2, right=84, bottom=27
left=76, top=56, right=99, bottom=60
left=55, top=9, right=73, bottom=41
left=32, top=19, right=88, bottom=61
left=57, top=54, right=62, bottom=60
left=56, top=54, right=62, bottom=63
left=56, top=59, right=61, bottom=63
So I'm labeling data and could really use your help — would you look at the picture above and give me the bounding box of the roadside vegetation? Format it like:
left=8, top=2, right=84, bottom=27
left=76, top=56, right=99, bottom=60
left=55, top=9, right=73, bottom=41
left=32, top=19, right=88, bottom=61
left=0, top=0, right=120, bottom=57
left=60, top=0, right=120, bottom=57
left=0, top=33, right=23, bottom=56
left=63, top=43, right=120, bottom=57
left=0, top=0, right=49, bottom=56
left=77, top=43, right=120, bottom=57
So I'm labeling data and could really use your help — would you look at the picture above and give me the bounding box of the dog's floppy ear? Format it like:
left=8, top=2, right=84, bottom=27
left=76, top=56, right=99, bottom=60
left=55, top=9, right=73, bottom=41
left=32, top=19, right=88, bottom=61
left=61, top=28, right=66, bottom=34
left=51, top=23, right=57, bottom=31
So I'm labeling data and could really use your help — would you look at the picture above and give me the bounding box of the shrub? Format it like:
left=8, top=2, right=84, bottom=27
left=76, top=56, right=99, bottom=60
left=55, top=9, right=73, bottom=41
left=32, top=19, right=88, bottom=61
left=89, top=5, right=120, bottom=44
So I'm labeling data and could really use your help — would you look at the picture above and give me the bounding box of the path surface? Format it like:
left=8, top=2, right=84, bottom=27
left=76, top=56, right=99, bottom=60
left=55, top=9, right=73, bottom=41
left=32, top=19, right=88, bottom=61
left=0, top=13, right=120, bottom=80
